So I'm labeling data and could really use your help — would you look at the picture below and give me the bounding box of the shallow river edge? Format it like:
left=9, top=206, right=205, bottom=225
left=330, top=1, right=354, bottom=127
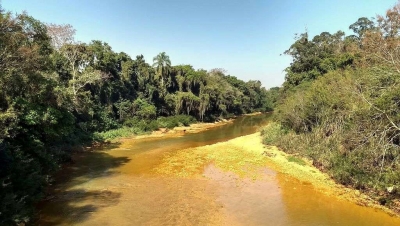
left=229, top=133, right=400, bottom=218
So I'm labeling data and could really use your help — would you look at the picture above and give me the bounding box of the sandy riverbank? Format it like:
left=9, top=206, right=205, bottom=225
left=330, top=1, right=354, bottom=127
left=154, top=132, right=399, bottom=217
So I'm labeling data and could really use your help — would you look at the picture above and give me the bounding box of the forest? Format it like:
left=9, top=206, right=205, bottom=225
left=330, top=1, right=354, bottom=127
left=0, top=7, right=277, bottom=224
left=262, top=2, right=400, bottom=212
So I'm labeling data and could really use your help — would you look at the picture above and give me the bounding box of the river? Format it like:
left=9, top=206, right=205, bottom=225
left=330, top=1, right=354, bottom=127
left=36, top=114, right=400, bottom=225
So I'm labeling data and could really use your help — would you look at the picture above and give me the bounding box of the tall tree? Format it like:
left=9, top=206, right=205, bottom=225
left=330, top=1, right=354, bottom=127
left=152, top=52, right=171, bottom=93
left=46, top=23, right=75, bottom=50
left=349, top=17, right=376, bottom=38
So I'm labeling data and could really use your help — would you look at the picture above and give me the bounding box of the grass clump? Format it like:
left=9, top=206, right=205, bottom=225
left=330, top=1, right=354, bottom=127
left=287, top=156, right=307, bottom=166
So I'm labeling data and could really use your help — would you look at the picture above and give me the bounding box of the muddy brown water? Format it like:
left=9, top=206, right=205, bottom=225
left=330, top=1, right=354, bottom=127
left=36, top=114, right=400, bottom=225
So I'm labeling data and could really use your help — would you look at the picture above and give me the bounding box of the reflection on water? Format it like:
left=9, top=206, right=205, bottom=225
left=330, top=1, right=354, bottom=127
left=36, top=114, right=400, bottom=226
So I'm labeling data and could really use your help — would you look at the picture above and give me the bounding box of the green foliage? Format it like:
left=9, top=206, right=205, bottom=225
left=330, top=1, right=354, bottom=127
left=264, top=87, right=280, bottom=111
left=267, top=7, right=400, bottom=210
left=93, top=126, right=144, bottom=141
left=269, top=68, right=400, bottom=208
left=260, top=122, right=286, bottom=144
left=132, top=98, right=157, bottom=120
left=283, top=31, right=356, bottom=90
left=157, top=115, right=196, bottom=129
left=278, top=71, right=357, bottom=133
left=123, top=117, right=159, bottom=132
left=0, top=10, right=78, bottom=225
left=349, top=17, right=376, bottom=38
left=96, top=115, right=196, bottom=141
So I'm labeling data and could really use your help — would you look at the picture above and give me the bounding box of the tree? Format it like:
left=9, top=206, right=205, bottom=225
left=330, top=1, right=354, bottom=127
left=152, top=52, right=171, bottom=92
left=59, top=43, right=106, bottom=109
left=264, top=87, right=280, bottom=111
left=377, top=2, right=400, bottom=38
left=349, top=17, right=376, bottom=38
left=283, top=30, right=355, bottom=90
left=132, top=98, right=156, bottom=119
left=0, top=10, right=74, bottom=225
left=134, top=55, right=156, bottom=100
left=46, top=23, right=75, bottom=50
left=362, top=2, right=400, bottom=72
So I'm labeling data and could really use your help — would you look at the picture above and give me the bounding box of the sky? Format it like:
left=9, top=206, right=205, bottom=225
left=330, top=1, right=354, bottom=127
left=2, top=0, right=397, bottom=88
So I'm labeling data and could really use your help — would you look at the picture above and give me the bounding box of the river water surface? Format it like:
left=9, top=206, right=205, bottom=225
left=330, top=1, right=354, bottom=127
left=37, top=114, right=400, bottom=225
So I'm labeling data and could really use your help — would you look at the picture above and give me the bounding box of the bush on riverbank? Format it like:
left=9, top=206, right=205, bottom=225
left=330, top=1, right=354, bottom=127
left=157, top=115, right=196, bottom=128
left=263, top=69, right=400, bottom=212
left=94, top=115, right=197, bottom=140
left=263, top=5, right=400, bottom=213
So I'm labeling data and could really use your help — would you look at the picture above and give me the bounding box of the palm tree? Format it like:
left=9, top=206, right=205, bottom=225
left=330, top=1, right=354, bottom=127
left=152, top=52, right=171, bottom=88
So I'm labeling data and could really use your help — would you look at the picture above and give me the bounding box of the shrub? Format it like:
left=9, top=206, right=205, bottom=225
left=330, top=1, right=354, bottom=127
left=264, top=68, right=400, bottom=208
left=157, top=115, right=196, bottom=129
left=98, top=115, right=197, bottom=141
left=132, top=98, right=156, bottom=120
left=260, top=122, right=286, bottom=145
left=123, top=117, right=159, bottom=132
left=94, top=127, right=144, bottom=141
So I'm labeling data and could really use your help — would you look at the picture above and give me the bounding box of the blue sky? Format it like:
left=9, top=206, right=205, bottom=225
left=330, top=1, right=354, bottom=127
left=2, top=0, right=397, bottom=88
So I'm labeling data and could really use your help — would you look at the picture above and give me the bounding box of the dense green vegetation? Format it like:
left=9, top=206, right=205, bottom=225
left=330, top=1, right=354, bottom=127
left=0, top=7, right=276, bottom=225
left=263, top=3, right=400, bottom=212
left=94, top=115, right=196, bottom=141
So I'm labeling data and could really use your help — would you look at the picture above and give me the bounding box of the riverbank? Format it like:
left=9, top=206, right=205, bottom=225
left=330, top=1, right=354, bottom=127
left=115, top=118, right=234, bottom=142
left=242, top=111, right=263, bottom=116
left=261, top=140, right=398, bottom=216
left=121, top=112, right=267, bottom=141
left=131, top=112, right=266, bottom=140
left=93, top=112, right=267, bottom=143
left=154, top=132, right=399, bottom=217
